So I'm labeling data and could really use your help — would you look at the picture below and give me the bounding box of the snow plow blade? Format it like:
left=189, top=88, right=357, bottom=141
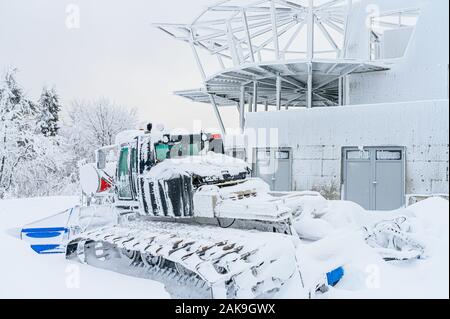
left=21, top=209, right=73, bottom=254
left=21, top=205, right=117, bottom=254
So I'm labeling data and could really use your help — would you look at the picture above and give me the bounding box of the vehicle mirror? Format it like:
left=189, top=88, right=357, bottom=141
left=97, top=150, right=107, bottom=169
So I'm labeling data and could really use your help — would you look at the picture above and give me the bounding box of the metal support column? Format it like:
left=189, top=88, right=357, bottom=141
left=276, top=76, right=282, bottom=110
left=252, top=81, right=258, bottom=112
left=239, top=85, right=246, bottom=133
left=209, top=94, right=226, bottom=136
left=344, top=75, right=350, bottom=105
left=307, top=62, right=313, bottom=108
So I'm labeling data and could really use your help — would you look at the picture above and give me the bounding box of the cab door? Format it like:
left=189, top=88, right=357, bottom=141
left=117, top=145, right=134, bottom=200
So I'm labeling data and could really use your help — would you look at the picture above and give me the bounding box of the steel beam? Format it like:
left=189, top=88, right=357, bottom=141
left=283, top=20, right=307, bottom=52
left=315, top=16, right=339, bottom=52
left=307, top=0, right=315, bottom=60
left=190, top=40, right=206, bottom=80
left=340, top=0, right=352, bottom=58
left=242, top=10, right=255, bottom=63
left=227, top=21, right=240, bottom=66
left=270, top=0, right=280, bottom=60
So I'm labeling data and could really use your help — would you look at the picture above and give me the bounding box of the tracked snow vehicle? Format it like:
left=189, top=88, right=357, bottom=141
left=58, top=125, right=343, bottom=298
left=20, top=125, right=344, bottom=298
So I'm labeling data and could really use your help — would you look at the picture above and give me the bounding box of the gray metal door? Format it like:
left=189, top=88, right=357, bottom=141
left=226, top=147, right=247, bottom=162
left=253, top=148, right=292, bottom=191
left=343, top=147, right=405, bottom=211
left=344, top=149, right=372, bottom=209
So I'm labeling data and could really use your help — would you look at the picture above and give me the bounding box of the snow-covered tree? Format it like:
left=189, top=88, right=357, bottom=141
left=0, top=69, right=38, bottom=198
left=38, top=87, right=61, bottom=137
left=0, top=69, right=138, bottom=198
left=64, top=98, right=138, bottom=161
left=10, top=134, right=78, bottom=198
left=0, top=69, right=78, bottom=198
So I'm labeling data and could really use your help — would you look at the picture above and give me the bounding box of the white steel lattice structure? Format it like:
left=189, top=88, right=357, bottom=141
left=156, top=0, right=390, bottom=133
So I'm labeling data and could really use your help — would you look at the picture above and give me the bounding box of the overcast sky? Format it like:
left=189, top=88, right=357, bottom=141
left=0, top=0, right=239, bottom=131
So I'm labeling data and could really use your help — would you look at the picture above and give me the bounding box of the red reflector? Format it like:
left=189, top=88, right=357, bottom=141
left=211, top=134, right=222, bottom=139
left=98, top=177, right=112, bottom=193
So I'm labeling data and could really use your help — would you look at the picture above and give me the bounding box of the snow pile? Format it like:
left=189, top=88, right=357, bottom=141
left=291, top=194, right=333, bottom=240
left=404, top=198, right=449, bottom=265
left=294, top=197, right=449, bottom=299
left=292, top=195, right=426, bottom=241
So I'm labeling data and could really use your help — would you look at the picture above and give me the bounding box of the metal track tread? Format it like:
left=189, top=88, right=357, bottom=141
left=67, top=219, right=303, bottom=299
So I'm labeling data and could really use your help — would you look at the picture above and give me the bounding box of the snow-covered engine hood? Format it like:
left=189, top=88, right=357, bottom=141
left=145, top=152, right=250, bottom=182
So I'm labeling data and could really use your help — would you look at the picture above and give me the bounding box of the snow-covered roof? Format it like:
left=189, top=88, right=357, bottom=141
left=176, top=59, right=389, bottom=108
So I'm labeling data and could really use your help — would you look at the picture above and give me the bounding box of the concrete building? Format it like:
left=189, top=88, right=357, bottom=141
left=158, top=0, right=449, bottom=210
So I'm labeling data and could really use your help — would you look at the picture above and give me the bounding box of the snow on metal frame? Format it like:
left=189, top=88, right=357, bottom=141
left=157, top=0, right=352, bottom=66
left=156, top=0, right=391, bottom=133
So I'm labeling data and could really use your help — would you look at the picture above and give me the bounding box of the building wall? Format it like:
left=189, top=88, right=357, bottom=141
left=244, top=100, right=449, bottom=198
left=345, top=0, right=449, bottom=105
left=226, top=0, right=449, bottom=200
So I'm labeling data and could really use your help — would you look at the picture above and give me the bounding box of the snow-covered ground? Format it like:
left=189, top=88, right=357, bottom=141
left=0, top=196, right=448, bottom=299
left=316, top=198, right=449, bottom=299
left=0, top=197, right=170, bottom=299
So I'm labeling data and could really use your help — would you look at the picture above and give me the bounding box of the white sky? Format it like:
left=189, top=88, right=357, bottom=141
left=0, top=0, right=239, bottom=131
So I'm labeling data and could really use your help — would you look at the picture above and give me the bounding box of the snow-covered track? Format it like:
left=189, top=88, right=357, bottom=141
left=66, top=219, right=305, bottom=299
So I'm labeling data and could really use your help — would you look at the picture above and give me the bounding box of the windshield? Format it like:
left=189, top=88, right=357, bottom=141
left=154, top=134, right=224, bottom=162
left=155, top=139, right=202, bottom=162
